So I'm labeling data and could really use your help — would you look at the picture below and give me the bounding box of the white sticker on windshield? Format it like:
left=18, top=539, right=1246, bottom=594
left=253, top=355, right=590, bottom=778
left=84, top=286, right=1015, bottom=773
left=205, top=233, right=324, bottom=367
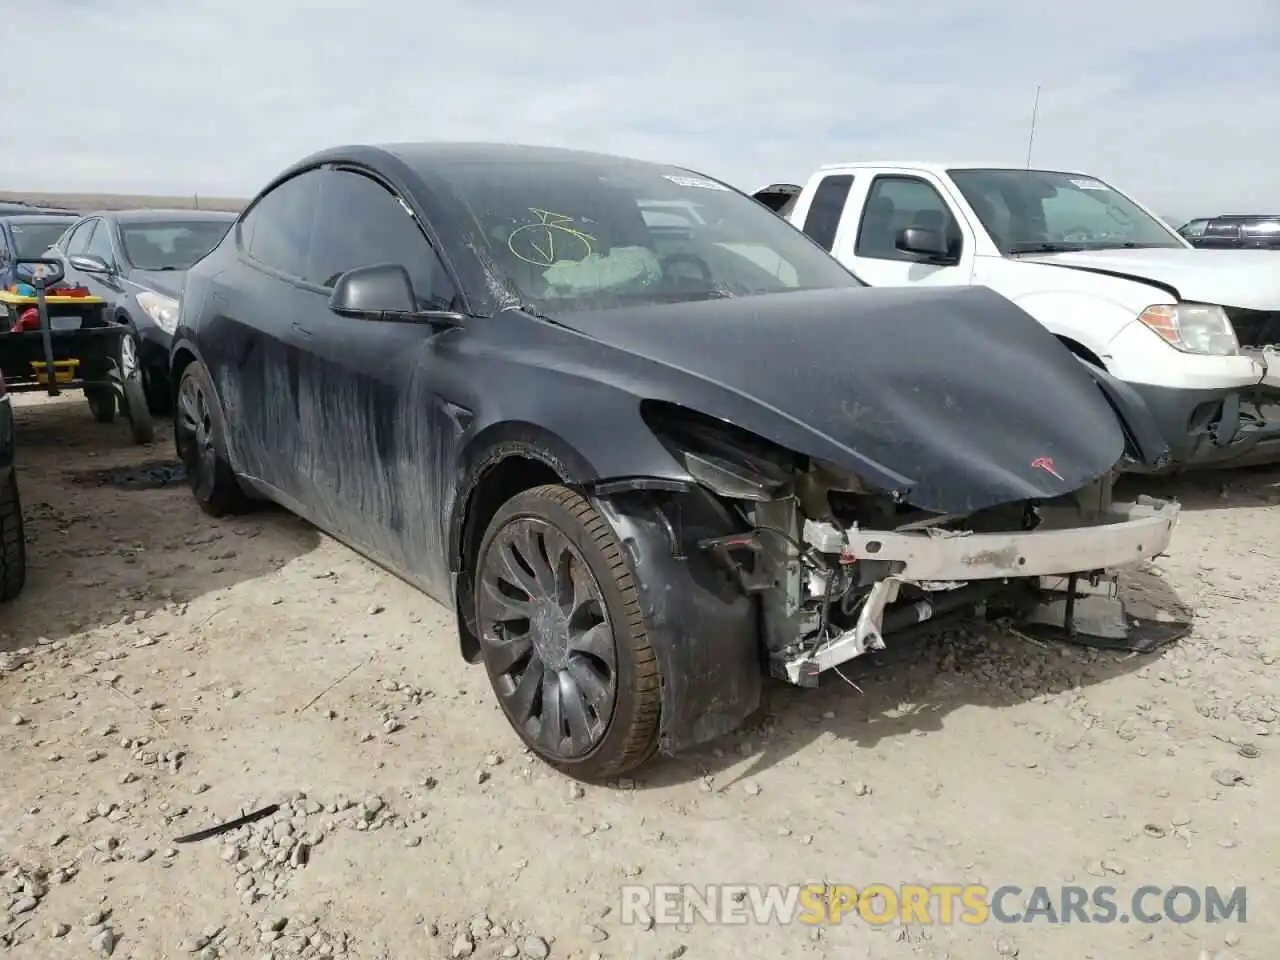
left=663, top=174, right=729, bottom=191
left=1069, top=178, right=1109, bottom=190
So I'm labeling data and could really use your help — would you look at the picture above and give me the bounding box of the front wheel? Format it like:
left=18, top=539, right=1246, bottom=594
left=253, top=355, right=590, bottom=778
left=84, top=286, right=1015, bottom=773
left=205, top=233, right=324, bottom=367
left=121, top=377, right=155, bottom=444
left=174, top=361, right=249, bottom=517
left=0, top=470, right=27, bottom=602
left=85, top=387, right=116, bottom=423
left=474, top=484, right=661, bottom=780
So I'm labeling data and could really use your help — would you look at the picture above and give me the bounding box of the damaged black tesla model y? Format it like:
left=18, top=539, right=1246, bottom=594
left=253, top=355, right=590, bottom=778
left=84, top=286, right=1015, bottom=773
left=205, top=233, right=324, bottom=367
left=170, top=143, right=1183, bottom=779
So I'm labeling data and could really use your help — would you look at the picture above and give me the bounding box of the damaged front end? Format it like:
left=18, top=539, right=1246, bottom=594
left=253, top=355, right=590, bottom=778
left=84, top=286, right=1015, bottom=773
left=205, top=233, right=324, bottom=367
left=645, top=403, right=1185, bottom=689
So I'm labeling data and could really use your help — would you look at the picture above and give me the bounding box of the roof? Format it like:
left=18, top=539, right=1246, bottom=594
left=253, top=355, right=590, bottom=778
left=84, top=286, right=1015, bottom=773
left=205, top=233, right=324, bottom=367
left=0, top=213, right=77, bottom=225
left=94, top=208, right=238, bottom=224
left=813, top=160, right=1092, bottom=176
left=379, top=141, right=683, bottom=170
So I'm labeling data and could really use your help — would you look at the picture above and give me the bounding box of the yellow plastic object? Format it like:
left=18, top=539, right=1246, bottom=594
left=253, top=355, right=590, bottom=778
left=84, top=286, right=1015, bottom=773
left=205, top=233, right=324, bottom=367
left=31, top=359, right=79, bottom=384
left=0, top=290, right=105, bottom=306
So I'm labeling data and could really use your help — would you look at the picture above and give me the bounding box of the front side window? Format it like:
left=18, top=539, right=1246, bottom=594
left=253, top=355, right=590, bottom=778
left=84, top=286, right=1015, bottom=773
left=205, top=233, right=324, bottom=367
left=1178, top=218, right=1210, bottom=238
left=855, top=176, right=960, bottom=261
left=85, top=221, right=116, bottom=265
left=65, top=219, right=97, bottom=256
left=240, top=172, right=319, bottom=278
left=424, top=158, right=861, bottom=315
left=307, top=168, right=459, bottom=309
left=120, top=220, right=234, bottom=271
left=949, top=168, right=1184, bottom=253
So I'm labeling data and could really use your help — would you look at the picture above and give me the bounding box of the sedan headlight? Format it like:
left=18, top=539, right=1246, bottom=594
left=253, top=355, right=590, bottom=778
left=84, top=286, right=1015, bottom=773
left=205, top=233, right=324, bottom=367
left=1137, top=303, right=1238, bottom=356
left=136, top=291, right=180, bottom=335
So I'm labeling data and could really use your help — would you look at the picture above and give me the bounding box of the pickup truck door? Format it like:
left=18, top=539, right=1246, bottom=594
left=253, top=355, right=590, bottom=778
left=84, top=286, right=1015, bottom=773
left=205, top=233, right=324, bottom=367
left=835, top=171, right=977, bottom=289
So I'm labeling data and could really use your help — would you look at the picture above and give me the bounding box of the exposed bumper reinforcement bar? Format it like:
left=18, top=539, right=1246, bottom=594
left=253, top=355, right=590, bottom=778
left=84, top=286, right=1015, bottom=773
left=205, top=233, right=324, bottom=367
left=776, top=497, right=1181, bottom=686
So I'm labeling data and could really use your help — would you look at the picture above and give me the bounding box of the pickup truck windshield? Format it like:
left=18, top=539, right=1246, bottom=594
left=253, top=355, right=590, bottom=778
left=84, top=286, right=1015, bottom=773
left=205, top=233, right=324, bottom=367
left=431, top=158, right=863, bottom=314
left=947, top=168, right=1185, bottom=254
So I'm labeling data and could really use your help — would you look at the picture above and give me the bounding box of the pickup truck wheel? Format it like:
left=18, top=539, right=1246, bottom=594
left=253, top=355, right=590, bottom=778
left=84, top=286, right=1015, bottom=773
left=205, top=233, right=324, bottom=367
left=0, top=470, right=27, bottom=602
left=474, top=484, right=661, bottom=780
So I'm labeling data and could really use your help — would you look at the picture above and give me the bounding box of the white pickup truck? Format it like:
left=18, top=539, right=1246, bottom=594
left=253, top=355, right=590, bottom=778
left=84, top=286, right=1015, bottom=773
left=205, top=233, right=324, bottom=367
left=752, top=163, right=1280, bottom=471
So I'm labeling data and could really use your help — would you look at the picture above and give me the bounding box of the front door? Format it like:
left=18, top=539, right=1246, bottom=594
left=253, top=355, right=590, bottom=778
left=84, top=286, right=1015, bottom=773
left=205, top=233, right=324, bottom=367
left=844, top=173, right=976, bottom=289
left=285, top=165, right=464, bottom=596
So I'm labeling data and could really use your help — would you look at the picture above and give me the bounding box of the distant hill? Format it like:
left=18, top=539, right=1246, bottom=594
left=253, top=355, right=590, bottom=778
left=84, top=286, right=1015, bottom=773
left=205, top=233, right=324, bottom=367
left=0, top=190, right=247, bottom=213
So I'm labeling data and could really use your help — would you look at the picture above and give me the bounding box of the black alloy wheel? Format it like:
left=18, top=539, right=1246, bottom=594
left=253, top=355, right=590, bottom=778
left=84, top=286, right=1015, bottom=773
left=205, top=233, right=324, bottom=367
left=474, top=484, right=661, bottom=779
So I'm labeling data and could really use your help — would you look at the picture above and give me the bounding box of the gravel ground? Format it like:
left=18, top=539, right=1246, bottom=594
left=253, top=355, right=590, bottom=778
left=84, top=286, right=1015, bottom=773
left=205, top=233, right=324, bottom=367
left=1, top=393, right=1277, bottom=960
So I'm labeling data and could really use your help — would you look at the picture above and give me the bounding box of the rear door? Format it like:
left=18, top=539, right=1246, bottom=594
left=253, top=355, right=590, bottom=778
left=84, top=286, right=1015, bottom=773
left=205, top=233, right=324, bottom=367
left=204, top=169, right=321, bottom=503
left=844, top=172, right=976, bottom=288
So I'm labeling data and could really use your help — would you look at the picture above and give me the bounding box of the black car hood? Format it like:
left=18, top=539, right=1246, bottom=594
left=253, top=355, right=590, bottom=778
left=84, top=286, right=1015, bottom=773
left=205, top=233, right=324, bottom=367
left=128, top=269, right=187, bottom=300
left=552, top=285, right=1133, bottom=515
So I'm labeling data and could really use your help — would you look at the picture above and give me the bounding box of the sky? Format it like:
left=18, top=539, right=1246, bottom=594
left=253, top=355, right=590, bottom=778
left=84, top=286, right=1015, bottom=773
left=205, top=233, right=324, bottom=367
left=3, top=0, right=1278, bottom=219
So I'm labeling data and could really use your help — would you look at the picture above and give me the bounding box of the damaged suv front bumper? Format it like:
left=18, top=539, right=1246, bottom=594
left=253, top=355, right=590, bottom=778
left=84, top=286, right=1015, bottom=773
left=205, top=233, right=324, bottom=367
left=781, top=496, right=1180, bottom=684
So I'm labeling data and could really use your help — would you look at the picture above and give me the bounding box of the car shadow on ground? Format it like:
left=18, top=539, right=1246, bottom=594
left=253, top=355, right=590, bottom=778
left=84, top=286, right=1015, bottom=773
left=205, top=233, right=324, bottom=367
left=0, top=397, right=321, bottom=653
left=1116, top=461, right=1280, bottom=512
left=642, top=548, right=1191, bottom=789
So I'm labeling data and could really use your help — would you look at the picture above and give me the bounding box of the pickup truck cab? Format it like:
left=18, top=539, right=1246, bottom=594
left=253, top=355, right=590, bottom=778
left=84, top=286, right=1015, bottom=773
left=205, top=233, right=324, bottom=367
left=753, top=163, right=1280, bottom=471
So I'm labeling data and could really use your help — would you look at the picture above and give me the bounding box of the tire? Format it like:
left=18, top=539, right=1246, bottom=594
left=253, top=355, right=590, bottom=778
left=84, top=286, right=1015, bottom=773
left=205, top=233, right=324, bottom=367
left=0, top=470, right=27, bottom=602
left=174, top=361, right=249, bottom=517
left=122, top=377, right=155, bottom=444
left=143, top=370, right=172, bottom=416
left=473, top=484, right=661, bottom=780
left=86, top=387, right=116, bottom=423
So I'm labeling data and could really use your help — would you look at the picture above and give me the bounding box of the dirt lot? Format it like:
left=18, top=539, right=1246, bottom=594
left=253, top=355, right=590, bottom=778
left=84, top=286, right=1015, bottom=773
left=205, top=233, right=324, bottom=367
left=1, top=393, right=1277, bottom=960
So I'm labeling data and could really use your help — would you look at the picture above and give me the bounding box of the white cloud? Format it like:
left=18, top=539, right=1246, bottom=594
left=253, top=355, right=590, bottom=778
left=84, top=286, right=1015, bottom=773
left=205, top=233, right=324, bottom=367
left=3, top=0, right=1277, bottom=218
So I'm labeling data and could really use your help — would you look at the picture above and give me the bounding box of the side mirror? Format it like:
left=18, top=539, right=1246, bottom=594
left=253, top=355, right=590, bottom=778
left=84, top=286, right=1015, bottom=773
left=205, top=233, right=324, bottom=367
left=69, top=254, right=111, bottom=274
left=329, top=263, right=418, bottom=318
left=894, top=226, right=955, bottom=262
left=328, top=263, right=468, bottom=329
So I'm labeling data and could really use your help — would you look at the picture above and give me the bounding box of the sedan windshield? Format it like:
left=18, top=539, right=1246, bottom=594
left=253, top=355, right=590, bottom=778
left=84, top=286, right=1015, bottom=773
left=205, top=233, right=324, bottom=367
left=428, top=157, right=862, bottom=313
left=120, top=220, right=233, bottom=270
left=947, top=168, right=1185, bottom=254
left=8, top=220, right=73, bottom=258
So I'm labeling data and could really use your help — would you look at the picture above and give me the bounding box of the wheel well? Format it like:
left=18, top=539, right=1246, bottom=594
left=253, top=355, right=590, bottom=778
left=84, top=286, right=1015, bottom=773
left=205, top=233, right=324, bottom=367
left=171, top=346, right=197, bottom=385
left=1056, top=335, right=1105, bottom=368
left=454, top=455, right=563, bottom=662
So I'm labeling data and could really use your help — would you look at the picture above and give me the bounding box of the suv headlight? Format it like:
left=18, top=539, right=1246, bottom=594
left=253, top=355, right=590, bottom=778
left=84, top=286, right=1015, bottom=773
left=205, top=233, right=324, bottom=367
left=1137, top=303, right=1238, bottom=356
left=136, top=291, right=180, bottom=335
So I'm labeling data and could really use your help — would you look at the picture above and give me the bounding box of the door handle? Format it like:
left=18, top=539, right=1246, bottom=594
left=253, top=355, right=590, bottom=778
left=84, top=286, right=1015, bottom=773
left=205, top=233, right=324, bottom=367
left=292, top=321, right=313, bottom=338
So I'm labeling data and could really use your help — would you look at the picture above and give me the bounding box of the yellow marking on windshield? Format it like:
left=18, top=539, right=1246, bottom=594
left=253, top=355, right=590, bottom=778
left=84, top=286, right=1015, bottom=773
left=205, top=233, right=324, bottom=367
left=507, top=208, right=596, bottom=266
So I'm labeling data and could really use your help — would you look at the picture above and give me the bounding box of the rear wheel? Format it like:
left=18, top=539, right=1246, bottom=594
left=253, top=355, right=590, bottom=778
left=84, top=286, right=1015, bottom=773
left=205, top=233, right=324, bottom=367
left=85, top=387, right=116, bottom=423
left=474, top=484, right=661, bottom=780
left=0, top=470, right=27, bottom=602
left=175, top=362, right=248, bottom=517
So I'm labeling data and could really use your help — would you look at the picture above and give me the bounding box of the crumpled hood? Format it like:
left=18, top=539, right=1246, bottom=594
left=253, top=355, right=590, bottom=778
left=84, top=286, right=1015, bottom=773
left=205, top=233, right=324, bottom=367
left=553, top=285, right=1134, bottom=515
left=1022, top=248, right=1280, bottom=310
left=126, top=269, right=187, bottom=301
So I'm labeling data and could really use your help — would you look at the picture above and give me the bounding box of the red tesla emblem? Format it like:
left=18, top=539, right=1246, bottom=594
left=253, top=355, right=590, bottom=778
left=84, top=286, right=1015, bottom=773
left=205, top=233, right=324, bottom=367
left=1031, top=457, right=1064, bottom=481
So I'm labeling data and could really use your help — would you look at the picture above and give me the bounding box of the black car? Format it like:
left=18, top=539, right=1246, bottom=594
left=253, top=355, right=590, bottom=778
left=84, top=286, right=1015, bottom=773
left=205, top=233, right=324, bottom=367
left=0, top=373, right=25, bottom=601
left=48, top=209, right=236, bottom=412
left=0, top=212, right=79, bottom=288
left=1178, top=215, right=1280, bottom=249
left=171, top=142, right=1180, bottom=779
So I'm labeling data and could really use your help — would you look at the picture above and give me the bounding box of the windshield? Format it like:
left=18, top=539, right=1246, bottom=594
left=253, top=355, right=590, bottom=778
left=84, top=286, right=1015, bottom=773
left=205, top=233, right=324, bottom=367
left=947, top=168, right=1185, bottom=254
left=8, top=220, right=72, bottom=258
left=119, top=220, right=233, bottom=270
left=429, top=157, right=862, bottom=313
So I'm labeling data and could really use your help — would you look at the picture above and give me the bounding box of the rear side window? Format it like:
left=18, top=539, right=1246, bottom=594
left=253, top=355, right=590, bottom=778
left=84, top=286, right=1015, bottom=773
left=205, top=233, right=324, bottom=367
left=1242, top=219, right=1280, bottom=237
left=307, top=168, right=458, bottom=308
left=801, top=174, right=854, bottom=251
left=240, top=172, right=319, bottom=278
left=1205, top=220, right=1241, bottom=239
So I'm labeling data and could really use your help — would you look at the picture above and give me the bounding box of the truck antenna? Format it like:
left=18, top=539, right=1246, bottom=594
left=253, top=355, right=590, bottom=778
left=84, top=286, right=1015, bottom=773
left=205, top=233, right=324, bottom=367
left=1024, top=85, right=1041, bottom=169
